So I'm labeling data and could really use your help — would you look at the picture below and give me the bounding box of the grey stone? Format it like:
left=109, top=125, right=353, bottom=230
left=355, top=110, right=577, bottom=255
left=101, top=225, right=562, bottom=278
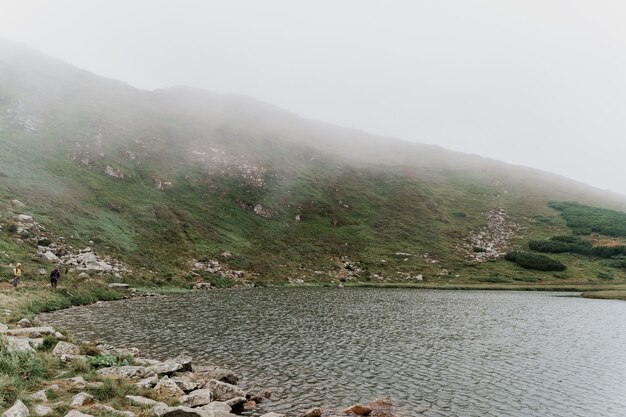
left=71, top=392, right=94, bottom=407
left=204, top=380, right=245, bottom=402
left=1, top=326, right=56, bottom=337
left=149, top=356, right=192, bottom=376
left=259, top=413, right=285, bottom=417
left=180, top=388, right=212, bottom=407
left=91, top=405, right=135, bottom=417
left=97, top=366, right=156, bottom=380
left=5, top=336, right=43, bottom=352
left=154, top=376, right=185, bottom=398
left=170, top=376, right=200, bottom=392
left=2, top=400, right=29, bottom=417
left=134, top=358, right=161, bottom=366
left=124, top=396, right=164, bottom=408
left=66, top=376, right=87, bottom=389
left=32, top=405, right=53, bottom=417
left=135, top=375, right=158, bottom=389
left=17, top=318, right=32, bottom=328
left=52, top=341, right=80, bottom=357
left=0, top=323, right=8, bottom=331
left=30, top=389, right=48, bottom=402
left=108, top=283, right=130, bottom=289
left=193, top=366, right=239, bottom=385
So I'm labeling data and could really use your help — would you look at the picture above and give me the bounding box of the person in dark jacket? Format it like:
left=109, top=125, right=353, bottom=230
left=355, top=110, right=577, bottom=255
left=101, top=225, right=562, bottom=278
left=50, top=266, right=60, bottom=289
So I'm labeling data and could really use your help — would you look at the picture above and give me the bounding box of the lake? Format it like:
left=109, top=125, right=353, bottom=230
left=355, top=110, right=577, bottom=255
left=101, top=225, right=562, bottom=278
left=40, top=288, right=626, bottom=416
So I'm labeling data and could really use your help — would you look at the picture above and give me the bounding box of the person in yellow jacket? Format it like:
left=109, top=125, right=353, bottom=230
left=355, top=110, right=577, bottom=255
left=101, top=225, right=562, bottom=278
left=12, top=262, right=22, bottom=289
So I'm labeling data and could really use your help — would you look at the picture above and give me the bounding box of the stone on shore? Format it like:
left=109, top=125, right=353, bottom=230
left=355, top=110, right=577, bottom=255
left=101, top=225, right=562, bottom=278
left=259, top=413, right=285, bottom=417
left=300, top=408, right=323, bottom=417
left=134, top=358, right=161, bottom=366
left=343, top=404, right=372, bottom=415
left=180, top=389, right=212, bottom=407
left=53, top=341, right=81, bottom=357
left=135, top=375, right=159, bottom=389
left=97, top=344, right=140, bottom=358
left=148, top=360, right=186, bottom=376
left=204, top=380, right=246, bottom=402
left=225, top=397, right=246, bottom=414
left=154, top=376, right=185, bottom=398
left=193, top=366, right=239, bottom=385
left=0, top=323, right=8, bottom=332
left=97, top=366, right=156, bottom=380
left=2, top=400, right=29, bottom=417
left=170, top=375, right=200, bottom=392
left=71, top=392, right=94, bottom=407
left=32, top=405, right=53, bottom=417
left=1, top=326, right=56, bottom=337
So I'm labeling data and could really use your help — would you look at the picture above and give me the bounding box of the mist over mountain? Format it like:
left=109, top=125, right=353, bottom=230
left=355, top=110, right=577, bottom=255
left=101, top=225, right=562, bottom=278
left=1, top=38, right=625, bottom=284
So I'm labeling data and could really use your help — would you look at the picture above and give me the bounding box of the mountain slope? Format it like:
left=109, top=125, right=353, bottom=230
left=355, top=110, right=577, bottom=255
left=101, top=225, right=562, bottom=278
left=1, top=38, right=626, bottom=286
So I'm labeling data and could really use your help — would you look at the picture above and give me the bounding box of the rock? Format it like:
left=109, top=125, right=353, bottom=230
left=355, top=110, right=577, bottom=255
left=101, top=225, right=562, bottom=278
left=97, top=345, right=140, bottom=358
left=54, top=331, right=65, bottom=339
left=243, top=401, right=256, bottom=411
left=125, top=396, right=164, bottom=407
left=343, top=404, right=373, bottom=416
left=248, top=388, right=272, bottom=402
left=42, top=251, right=59, bottom=262
left=5, top=336, right=43, bottom=352
left=180, top=388, right=212, bottom=407
left=97, top=366, right=156, bottom=380
left=193, top=282, right=212, bottom=290
left=78, top=272, right=90, bottom=279
left=204, top=380, right=246, bottom=402
left=259, top=413, right=285, bottom=417
left=300, top=408, right=322, bottom=417
left=17, top=318, right=32, bottom=328
left=225, top=397, right=246, bottom=414
left=17, top=214, right=33, bottom=222
left=170, top=376, right=200, bottom=392
left=47, top=384, right=60, bottom=391
left=66, top=376, right=87, bottom=389
left=152, top=405, right=209, bottom=417
left=193, top=366, right=239, bottom=385
left=91, top=405, right=135, bottom=417
left=2, top=400, right=29, bottom=417
left=135, top=375, right=159, bottom=389
left=134, top=358, right=161, bottom=366
left=0, top=323, right=7, bottom=331
left=32, top=405, right=53, bottom=417
left=71, top=392, right=94, bottom=407
left=10, top=200, right=25, bottom=207
left=1, top=326, right=56, bottom=337
left=154, top=376, right=185, bottom=398
left=30, top=389, right=48, bottom=402
left=64, top=411, right=94, bottom=417
left=108, top=283, right=130, bottom=289
left=148, top=356, right=192, bottom=376
left=198, top=402, right=231, bottom=414
left=52, top=341, right=81, bottom=357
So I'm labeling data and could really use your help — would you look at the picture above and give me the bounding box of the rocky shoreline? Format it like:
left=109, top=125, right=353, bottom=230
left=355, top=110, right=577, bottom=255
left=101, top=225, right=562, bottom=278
left=1, top=314, right=397, bottom=417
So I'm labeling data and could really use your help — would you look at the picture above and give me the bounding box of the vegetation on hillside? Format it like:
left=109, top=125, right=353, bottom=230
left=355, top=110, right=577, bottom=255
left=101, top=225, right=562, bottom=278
left=504, top=251, right=567, bottom=271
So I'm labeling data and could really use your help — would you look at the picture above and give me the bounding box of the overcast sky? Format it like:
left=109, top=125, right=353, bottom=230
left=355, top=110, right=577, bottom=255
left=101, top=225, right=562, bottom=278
left=2, top=0, right=625, bottom=193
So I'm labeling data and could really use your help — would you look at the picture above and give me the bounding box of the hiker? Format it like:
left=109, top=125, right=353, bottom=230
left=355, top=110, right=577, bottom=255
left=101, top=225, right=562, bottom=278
left=50, top=266, right=61, bottom=289
left=11, top=262, right=22, bottom=289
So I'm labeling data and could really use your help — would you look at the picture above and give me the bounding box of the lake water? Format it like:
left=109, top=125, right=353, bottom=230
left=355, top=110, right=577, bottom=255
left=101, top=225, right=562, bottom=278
left=40, top=288, right=626, bottom=416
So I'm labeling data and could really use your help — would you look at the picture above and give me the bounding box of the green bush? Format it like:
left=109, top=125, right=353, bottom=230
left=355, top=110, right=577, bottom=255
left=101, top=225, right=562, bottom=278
left=87, top=354, right=130, bottom=369
left=549, top=201, right=626, bottom=237
left=478, top=276, right=511, bottom=283
left=505, top=251, right=566, bottom=271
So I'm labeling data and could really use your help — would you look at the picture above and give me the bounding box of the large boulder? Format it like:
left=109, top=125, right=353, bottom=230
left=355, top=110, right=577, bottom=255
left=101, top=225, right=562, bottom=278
left=2, top=400, right=29, bottom=417
left=170, top=375, right=200, bottom=392
left=17, top=318, right=32, bottom=328
left=135, top=375, right=159, bottom=389
left=125, top=396, right=164, bottom=408
left=300, top=408, right=322, bottom=417
left=204, top=380, right=245, bottom=402
left=52, top=341, right=81, bottom=357
left=180, top=389, right=212, bottom=408
left=91, top=405, right=135, bottom=417
left=5, top=336, right=43, bottom=352
left=1, top=327, right=55, bottom=337
left=259, top=413, right=285, bottom=417
left=154, top=376, right=185, bottom=398
left=193, top=366, right=239, bottom=385
left=97, top=366, right=156, bottom=380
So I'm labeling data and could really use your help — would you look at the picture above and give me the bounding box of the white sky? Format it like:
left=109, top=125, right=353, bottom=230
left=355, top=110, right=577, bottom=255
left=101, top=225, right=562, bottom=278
left=1, top=0, right=626, bottom=193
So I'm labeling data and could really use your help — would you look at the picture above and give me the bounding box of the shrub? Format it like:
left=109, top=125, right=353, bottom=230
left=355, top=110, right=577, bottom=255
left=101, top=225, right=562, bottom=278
left=505, top=251, right=566, bottom=271
left=87, top=354, right=130, bottom=369
left=549, top=201, right=626, bottom=237
left=473, top=246, right=486, bottom=253
left=478, top=277, right=511, bottom=283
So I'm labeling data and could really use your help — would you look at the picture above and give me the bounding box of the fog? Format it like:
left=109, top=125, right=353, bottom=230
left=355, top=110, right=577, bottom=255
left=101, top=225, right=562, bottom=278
left=2, top=1, right=625, bottom=194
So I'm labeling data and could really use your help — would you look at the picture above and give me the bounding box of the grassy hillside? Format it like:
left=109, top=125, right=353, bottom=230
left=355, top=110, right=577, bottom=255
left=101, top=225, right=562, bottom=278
left=2, top=39, right=626, bottom=288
